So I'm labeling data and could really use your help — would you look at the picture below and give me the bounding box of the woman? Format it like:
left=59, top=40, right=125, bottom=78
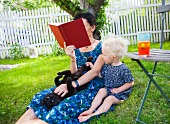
left=16, top=12, right=105, bottom=124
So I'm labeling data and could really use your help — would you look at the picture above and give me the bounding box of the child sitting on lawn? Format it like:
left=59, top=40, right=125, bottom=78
left=78, top=36, right=134, bottom=122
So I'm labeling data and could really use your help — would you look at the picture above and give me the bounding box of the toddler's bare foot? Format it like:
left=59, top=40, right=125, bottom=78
left=79, top=110, right=93, bottom=117
left=78, top=115, right=91, bottom=122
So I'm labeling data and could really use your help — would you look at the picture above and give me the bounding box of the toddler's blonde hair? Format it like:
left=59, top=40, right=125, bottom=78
left=102, top=36, right=128, bottom=60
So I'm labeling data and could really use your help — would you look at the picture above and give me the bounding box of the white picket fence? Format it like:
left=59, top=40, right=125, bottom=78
left=0, top=0, right=170, bottom=59
left=104, top=0, right=170, bottom=45
left=0, top=7, right=71, bottom=59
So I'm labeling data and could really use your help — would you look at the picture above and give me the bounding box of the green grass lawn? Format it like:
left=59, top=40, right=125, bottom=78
left=0, top=41, right=170, bottom=124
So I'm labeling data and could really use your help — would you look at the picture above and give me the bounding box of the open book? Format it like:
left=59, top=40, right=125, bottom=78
left=49, top=18, right=91, bottom=48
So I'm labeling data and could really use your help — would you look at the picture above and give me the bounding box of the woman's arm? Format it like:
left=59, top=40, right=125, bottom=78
left=70, top=56, right=77, bottom=73
left=64, top=45, right=77, bottom=73
left=54, top=55, right=105, bottom=96
left=72, top=55, right=104, bottom=87
left=111, top=81, right=134, bottom=94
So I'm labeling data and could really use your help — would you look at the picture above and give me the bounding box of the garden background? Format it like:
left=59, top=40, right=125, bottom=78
left=0, top=0, right=170, bottom=124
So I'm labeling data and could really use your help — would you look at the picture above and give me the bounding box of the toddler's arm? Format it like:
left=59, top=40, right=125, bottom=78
left=111, top=81, right=134, bottom=94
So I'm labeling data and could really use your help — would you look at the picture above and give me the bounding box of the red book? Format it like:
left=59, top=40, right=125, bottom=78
left=48, top=18, right=91, bottom=48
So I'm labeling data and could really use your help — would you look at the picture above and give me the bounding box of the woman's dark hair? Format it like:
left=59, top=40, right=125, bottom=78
left=73, top=12, right=101, bottom=40
left=73, top=12, right=96, bottom=26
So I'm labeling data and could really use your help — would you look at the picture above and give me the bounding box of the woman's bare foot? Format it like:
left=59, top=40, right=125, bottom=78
left=78, top=115, right=91, bottom=122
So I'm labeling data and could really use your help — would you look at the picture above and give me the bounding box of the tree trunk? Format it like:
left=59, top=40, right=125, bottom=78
left=79, top=0, right=105, bottom=16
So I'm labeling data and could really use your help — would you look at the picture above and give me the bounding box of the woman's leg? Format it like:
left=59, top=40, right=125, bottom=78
left=16, top=108, right=37, bottom=124
left=78, top=95, right=121, bottom=122
left=20, top=118, right=48, bottom=124
left=16, top=108, right=48, bottom=124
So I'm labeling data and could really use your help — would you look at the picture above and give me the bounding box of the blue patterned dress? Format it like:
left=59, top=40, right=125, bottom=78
left=100, top=63, right=134, bottom=100
left=27, top=41, right=105, bottom=124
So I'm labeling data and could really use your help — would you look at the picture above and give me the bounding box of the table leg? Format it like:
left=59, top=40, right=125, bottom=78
left=136, top=80, right=151, bottom=124
left=133, top=59, right=170, bottom=123
left=135, top=60, right=156, bottom=123
left=136, top=60, right=170, bottom=102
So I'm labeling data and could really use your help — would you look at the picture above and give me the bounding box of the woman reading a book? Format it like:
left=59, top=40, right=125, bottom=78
left=16, top=12, right=107, bottom=124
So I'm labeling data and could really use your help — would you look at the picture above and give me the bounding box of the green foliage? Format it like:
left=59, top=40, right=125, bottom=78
left=9, top=43, right=24, bottom=60
left=54, top=0, right=81, bottom=16
left=22, top=0, right=55, bottom=10
left=96, top=1, right=109, bottom=33
left=51, top=42, right=66, bottom=56
left=87, top=0, right=94, bottom=4
left=2, top=0, right=55, bottom=11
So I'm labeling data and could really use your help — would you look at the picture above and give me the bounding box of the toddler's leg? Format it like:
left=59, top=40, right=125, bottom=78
left=93, top=95, right=120, bottom=115
left=79, top=95, right=121, bottom=122
left=78, top=88, right=107, bottom=122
